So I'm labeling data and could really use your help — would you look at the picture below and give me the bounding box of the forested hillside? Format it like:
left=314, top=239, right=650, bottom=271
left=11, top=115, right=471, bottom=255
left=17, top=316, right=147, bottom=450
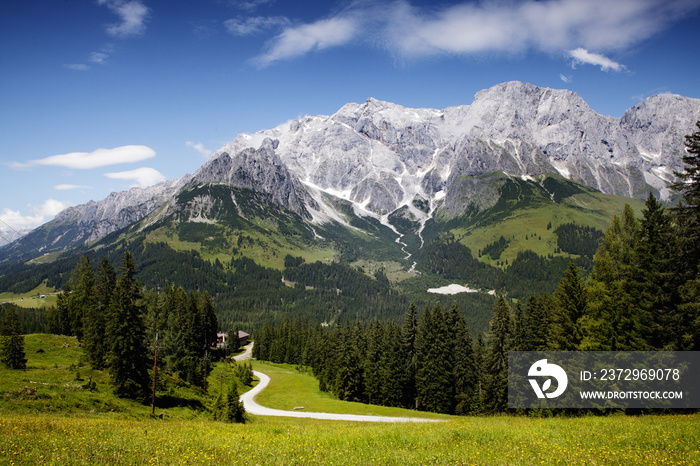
left=253, top=122, right=700, bottom=415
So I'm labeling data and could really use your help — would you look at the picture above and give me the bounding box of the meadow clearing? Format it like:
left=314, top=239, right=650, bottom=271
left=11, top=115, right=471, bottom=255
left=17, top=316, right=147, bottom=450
left=0, top=335, right=698, bottom=465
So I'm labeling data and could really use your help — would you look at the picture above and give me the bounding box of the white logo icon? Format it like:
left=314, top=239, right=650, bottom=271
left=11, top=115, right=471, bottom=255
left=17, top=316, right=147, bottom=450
left=528, top=359, right=568, bottom=399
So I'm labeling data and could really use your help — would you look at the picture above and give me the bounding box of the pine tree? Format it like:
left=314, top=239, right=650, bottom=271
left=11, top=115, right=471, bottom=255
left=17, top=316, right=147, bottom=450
left=524, top=294, right=553, bottom=350
left=447, top=304, right=476, bottom=415
left=84, top=257, right=114, bottom=369
left=1, top=306, right=27, bottom=369
left=637, top=193, right=679, bottom=349
left=107, top=250, right=151, bottom=401
left=671, top=121, right=700, bottom=350
left=379, top=320, right=404, bottom=407
left=67, top=256, right=95, bottom=341
left=484, top=296, right=511, bottom=413
left=584, top=206, right=648, bottom=350
left=400, top=303, right=418, bottom=409
left=471, top=331, right=487, bottom=414
left=415, top=304, right=452, bottom=414
left=224, top=381, right=246, bottom=423
left=363, top=320, right=384, bottom=405
left=550, top=261, right=587, bottom=350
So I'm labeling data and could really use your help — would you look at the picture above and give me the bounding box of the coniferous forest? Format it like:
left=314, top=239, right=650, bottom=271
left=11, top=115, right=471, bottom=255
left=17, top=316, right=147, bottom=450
left=2, top=122, right=699, bottom=414
left=255, top=122, right=700, bottom=414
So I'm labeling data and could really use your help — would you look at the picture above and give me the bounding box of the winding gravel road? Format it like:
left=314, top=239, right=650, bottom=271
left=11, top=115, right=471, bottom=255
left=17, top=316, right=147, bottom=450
left=240, top=370, right=443, bottom=422
left=234, top=342, right=442, bottom=422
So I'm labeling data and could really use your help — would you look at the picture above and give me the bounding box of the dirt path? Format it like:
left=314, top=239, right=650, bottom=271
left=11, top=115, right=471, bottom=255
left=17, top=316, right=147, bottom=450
left=233, top=342, right=254, bottom=361
left=239, top=370, right=444, bottom=423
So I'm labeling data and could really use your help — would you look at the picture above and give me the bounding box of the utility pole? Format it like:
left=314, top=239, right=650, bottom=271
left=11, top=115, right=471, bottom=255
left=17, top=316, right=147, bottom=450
left=150, top=332, right=165, bottom=416
left=203, top=349, right=211, bottom=395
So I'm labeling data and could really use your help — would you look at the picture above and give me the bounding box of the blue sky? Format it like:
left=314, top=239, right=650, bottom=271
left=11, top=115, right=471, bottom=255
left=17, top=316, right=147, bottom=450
left=2, top=0, right=700, bottom=238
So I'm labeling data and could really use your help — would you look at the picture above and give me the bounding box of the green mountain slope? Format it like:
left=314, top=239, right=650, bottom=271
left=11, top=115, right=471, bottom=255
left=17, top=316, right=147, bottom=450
left=0, top=174, right=649, bottom=334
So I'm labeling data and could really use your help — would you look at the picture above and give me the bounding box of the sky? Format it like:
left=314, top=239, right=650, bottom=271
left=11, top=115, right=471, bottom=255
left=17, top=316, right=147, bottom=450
left=1, top=0, right=700, bottom=240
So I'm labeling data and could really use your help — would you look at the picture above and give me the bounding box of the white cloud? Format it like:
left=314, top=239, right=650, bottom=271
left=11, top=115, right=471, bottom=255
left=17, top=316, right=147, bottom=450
left=248, top=0, right=698, bottom=68
left=98, top=0, right=149, bottom=38
left=18, top=145, right=156, bottom=170
left=104, top=167, right=166, bottom=188
left=54, top=184, right=91, bottom=191
left=89, top=51, right=109, bottom=64
left=229, top=0, right=275, bottom=11
left=64, top=63, right=90, bottom=71
left=568, top=48, right=624, bottom=72
left=186, top=141, right=213, bottom=158
left=254, top=16, right=358, bottom=67
left=225, top=16, right=290, bottom=36
left=559, top=74, right=572, bottom=83
left=0, top=199, right=72, bottom=231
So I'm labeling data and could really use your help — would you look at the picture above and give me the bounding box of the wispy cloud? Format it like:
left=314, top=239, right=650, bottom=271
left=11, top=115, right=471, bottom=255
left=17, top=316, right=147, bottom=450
left=97, top=0, right=150, bottom=38
left=568, top=48, right=624, bottom=72
left=64, top=63, right=90, bottom=71
left=229, top=0, right=275, bottom=11
left=89, top=51, right=110, bottom=65
left=247, top=0, right=698, bottom=69
left=14, top=145, right=156, bottom=170
left=54, top=184, right=92, bottom=191
left=253, top=16, right=358, bottom=67
left=225, top=16, right=291, bottom=36
left=559, top=74, right=572, bottom=83
left=0, top=199, right=72, bottom=231
left=104, top=167, right=166, bottom=188
left=186, top=141, right=213, bottom=159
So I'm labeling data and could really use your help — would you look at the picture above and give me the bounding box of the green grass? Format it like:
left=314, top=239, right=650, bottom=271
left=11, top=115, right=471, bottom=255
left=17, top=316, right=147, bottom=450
left=0, top=282, right=57, bottom=309
left=1, top=337, right=699, bottom=464
left=1, top=412, right=698, bottom=465
left=252, top=361, right=446, bottom=419
left=0, top=334, right=217, bottom=420
left=453, top=188, right=646, bottom=268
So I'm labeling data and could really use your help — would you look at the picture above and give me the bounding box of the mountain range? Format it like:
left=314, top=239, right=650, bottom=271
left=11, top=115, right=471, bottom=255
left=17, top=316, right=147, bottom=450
left=2, top=81, right=700, bottom=268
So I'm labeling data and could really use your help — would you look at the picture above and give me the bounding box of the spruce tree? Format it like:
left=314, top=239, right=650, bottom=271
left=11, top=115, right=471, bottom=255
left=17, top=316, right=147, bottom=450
left=379, top=320, right=404, bottom=407
left=637, top=193, right=679, bottom=349
left=585, top=207, right=648, bottom=350
left=84, top=257, right=114, bottom=369
left=362, top=320, right=384, bottom=405
left=550, top=261, right=587, bottom=350
left=67, top=256, right=95, bottom=341
left=107, top=250, right=151, bottom=401
left=447, top=304, right=476, bottom=415
left=224, top=381, right=246, bottom=423
left=1, top=306, right=27, bottom=370
left=484, top=296, right=511, bottom=413
left=400, top=303, right=418, bottom=409
left=524, top=294, right=553, bottom=350
left=671, top=121, right=700, bottom=350
left=415, top=304, right=452, bottom=414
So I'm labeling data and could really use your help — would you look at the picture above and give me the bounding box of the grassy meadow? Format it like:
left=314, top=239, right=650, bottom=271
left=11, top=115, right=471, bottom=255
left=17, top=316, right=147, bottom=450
left=1, top=335, right=699, bottom=465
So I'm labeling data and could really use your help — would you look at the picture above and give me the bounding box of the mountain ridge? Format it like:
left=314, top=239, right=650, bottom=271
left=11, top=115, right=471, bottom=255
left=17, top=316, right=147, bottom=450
left=2, top=81, right=699, bottom=264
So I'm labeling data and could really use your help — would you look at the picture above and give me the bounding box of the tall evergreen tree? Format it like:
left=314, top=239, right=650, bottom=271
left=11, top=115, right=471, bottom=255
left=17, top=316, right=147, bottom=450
left=415, top=304, right=452, bottom=414
left=84, top=257, right=114, bottom=369
left=107, top=250, right=151, bottom=401
left=484, top=296, right=511, bottom=413
left=400, top=303, right=418, bottom=409
left=363, top=320, right=384, bottom=405
left=379, top=320, right=404, bottom=407
left=0, top=306, right=27, bottom=369
left=637, top=193, right=679, bottom=349
left=471, top=331, right=487, bottom=414
left=585, top=207, right=648, bottom=350
left=550, top=261, right=587, bottom=350
left=524, top=294, right=553, bottom=350
left=67, top=256, right=96, bottom=341
left=446, top=304, right=476, bottom=415
left=671, top=121, right=700, bottom=350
